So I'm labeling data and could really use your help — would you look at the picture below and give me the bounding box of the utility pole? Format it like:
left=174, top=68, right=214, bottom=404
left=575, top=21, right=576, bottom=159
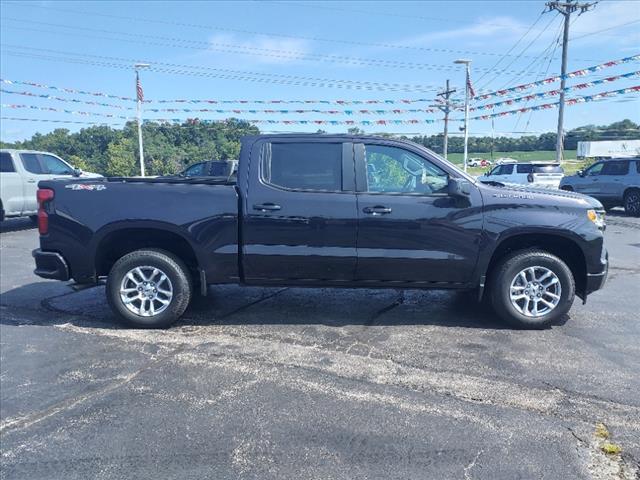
left=454, top=59, right=472, bottom=172
left=545, top=0, right=596, bottom=162
left=134, top=63, right=150, bottom=176
left=433, top=79, right=457, bottom=161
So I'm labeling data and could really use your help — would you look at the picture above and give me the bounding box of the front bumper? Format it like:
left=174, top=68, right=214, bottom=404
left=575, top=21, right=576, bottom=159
left=33, top=249, right=70, bottom=281
left=585, top=247, right=608, bottom=295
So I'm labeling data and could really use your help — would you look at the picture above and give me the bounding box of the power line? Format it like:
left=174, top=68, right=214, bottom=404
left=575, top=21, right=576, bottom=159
left=474, top=11, right=548, bottom=87
left=571, top=18, right=640, bottom=40
left=0, top=45, right=442, bottom=92
left=521, top=26, right=564, bottom=133
left=0, top=19, right=572, bottom=76
left=495, top=18, right=565, bottom=92
left=476, top=12, right=561, bottom=91
left=545, top=0, right=597, bottom=161
left=0, top=1, right=611, bottom=60
left=263, top=0, right=638, bottom=39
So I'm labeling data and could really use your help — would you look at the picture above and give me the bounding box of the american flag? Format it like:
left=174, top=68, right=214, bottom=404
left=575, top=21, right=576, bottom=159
left=136, top=72, right=144, bottom=102
left=467, top=73, right=476, bottom=99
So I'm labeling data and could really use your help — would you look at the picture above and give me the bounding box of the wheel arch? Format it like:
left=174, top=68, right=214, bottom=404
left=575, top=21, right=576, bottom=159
left=94, top=224, right=200, bottom=278
left=481, top=231, right=587, bottom=299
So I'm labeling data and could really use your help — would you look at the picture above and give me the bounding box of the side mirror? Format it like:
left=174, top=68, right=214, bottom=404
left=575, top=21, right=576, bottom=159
left=73, top=167, right=83, bottom=177
left=448, top=177, right=471, bottom=197
left=577, top=170, right=584, bottom=177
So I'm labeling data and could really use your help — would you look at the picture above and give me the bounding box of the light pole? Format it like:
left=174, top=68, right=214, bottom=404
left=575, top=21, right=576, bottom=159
left=134, top=63, right=150, bottom=176
left=454, top=59, right=472, bottom=172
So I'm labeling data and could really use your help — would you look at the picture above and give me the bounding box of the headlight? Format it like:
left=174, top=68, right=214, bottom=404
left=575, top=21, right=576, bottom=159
left=587, top=209, right=606, bottom=230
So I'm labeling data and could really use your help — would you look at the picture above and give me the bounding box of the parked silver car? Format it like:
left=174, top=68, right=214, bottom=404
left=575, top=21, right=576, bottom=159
left=559, top=158, right=640, bottom=216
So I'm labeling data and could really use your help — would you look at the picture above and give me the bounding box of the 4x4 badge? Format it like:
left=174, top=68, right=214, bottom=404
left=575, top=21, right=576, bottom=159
left=65, top=184, right=106, bottom=191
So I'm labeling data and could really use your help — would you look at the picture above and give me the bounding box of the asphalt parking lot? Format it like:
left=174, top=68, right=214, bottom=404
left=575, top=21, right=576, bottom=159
left=1, top=213, right=639, bottom=479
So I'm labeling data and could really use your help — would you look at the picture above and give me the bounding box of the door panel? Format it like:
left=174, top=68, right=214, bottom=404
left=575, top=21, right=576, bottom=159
left=18, top=153, right=43, bottom=213
left=242, top=140, right=358, bottom=283
left=0, top=152, right=24, bottom=216
left=355, top=143, right=483, bottom=285
left=598, top=160, right=629, bottom=200
left=577, top=162, right=604, bottom=196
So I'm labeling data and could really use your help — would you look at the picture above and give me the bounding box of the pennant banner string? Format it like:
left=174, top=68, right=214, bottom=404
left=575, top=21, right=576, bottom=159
left=463, top=86, right=640, bottom=121
left=471, top=71, right=640, bottom=111
left=473, top=54, right=640, bottom=101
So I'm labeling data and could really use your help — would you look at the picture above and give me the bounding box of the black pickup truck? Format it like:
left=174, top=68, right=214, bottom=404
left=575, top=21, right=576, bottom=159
left=33, top=134, right=608, bottom=329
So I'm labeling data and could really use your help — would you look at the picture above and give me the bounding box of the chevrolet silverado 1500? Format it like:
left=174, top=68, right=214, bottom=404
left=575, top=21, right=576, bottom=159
left=33, top=134, right=608, bottom=329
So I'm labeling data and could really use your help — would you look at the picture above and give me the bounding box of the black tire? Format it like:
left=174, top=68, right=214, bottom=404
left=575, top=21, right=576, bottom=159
left=29, top=215, right=38, bottom=224
left=623, top=189, right=640, bottom=217
left=560, top=185, right=573, bottom=192
left=106, top=249, right=192, bottom=328
left=490, top=249, right=575, bottom=329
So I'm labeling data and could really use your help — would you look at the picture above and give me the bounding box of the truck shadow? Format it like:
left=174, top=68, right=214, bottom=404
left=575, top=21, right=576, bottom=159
left=0, top=282, right=568, bottom=331
left=0, top=218, right=36, bottom=233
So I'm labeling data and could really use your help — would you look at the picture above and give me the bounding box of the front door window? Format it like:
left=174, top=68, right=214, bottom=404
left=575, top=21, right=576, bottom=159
left=364, top=145, right=448, bottom=195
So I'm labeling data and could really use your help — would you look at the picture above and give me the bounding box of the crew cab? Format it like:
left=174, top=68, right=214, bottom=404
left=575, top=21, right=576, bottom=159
left=559, top=158, right=640, bottom=216
left=478, top=161, right=564, bottom=189
left=0, top=149, right=101, bottom=222
left=33, top=135, right=608, bottom=329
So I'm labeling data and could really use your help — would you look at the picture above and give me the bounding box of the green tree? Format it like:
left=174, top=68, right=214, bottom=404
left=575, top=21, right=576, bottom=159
left=105, top=138, right=137, bottom=177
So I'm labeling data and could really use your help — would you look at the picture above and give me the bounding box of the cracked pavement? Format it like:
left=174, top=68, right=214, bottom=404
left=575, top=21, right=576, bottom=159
left=1, top=213, right=639, bottom=479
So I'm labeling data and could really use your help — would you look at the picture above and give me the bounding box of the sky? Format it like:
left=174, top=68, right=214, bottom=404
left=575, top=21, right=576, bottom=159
left=0, top=0, right=639, bottom=142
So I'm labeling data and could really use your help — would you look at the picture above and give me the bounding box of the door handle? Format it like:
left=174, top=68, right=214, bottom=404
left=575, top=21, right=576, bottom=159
left=363, top=205, right=392, bottom=215
left=27, top=179, right=36, bottom=183
left=253, top=203, right=281, bottom=212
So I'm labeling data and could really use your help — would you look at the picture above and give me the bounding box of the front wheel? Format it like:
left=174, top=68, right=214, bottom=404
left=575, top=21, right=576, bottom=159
left=624, top=189, right=640, bottom=217
left=490, top=249, right=575, bottom=329
left=106, top=249, right=192, bottom=328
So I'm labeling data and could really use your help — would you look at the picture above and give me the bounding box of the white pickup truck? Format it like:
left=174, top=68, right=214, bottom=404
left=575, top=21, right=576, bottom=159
left=0, top=149, right=101, bottom=221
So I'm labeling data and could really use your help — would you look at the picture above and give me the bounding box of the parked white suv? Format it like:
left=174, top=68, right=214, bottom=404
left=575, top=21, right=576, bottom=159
left=0, top=149, right=101, bottom=221
left=477, top=161, right=564, bottom=189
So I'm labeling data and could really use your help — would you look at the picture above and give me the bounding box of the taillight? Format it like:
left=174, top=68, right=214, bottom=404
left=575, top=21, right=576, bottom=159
left=37, top=188, right=54, bottom=235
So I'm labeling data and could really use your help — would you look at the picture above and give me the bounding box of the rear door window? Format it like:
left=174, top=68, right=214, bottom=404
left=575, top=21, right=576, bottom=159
left=262, top=142, right=343, bottom=191
left=0, top=152, right=15, bottom=172
left=500, top=164, right=514, bottom=175
left=601, top=161, right=629, bottom=176
left=516, top=164, right=533, bottom=174
left=533, top=165, right=563, bottom=174
left=20, top=153, right=44, bottom=174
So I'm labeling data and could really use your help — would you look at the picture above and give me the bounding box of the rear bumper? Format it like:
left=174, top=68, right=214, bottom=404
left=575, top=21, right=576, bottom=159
left=33, top=249, right=70, bottom=281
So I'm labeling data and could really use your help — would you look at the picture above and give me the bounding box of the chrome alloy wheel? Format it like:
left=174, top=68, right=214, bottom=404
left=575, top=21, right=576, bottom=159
left=509, top=266, right=562, bottom=318
left=119, top=266, right=173, bottom=317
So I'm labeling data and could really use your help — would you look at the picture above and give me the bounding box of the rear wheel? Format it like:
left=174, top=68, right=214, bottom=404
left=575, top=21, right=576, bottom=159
left=490, top=249, right=575, bottom=329
left=560, top=185, right=573, bottom=192
left=624, top=189, right=640, bottom=217
left=106, top=249, right=192, bottom=328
